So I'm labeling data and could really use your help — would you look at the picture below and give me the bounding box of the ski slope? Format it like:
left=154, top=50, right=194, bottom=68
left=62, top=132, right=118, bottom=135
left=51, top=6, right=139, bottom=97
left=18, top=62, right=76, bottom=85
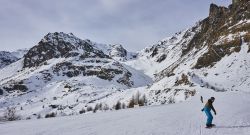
left=0, top=88, right=250, bottom=135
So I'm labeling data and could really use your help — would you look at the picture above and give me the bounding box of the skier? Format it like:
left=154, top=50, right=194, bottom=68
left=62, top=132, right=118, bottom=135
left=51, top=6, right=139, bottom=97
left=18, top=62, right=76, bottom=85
left=201, top=97, right=217, bottom=128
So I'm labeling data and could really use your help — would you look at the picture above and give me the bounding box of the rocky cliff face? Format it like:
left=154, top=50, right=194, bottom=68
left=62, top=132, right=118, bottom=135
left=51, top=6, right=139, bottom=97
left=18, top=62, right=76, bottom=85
left=23, top=32, right=109, bottom=68
left=154, top=0, right=250, bottom=75
left=185, top=1, right=250, bottom=69
left=129, top=1, right=250, bottom=104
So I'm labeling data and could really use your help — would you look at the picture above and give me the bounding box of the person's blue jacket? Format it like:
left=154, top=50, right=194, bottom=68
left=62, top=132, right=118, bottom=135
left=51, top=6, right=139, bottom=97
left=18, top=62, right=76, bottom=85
left=202, top=99, right=216, bottom=114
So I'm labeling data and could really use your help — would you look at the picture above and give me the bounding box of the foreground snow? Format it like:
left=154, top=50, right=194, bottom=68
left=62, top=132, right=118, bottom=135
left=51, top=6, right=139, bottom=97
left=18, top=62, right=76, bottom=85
left=1, top=88, right=250, bottom=135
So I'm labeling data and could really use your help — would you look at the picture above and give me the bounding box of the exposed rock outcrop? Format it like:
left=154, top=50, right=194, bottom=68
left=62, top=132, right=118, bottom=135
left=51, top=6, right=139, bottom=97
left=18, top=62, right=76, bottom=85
left=23, top=32, right=109, bottom=68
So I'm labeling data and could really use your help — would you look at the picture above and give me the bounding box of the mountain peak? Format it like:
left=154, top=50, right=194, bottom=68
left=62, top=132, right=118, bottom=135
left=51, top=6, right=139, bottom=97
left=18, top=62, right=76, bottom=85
left=41, top=32, right=82, bottom=47
left=209, top=3, right=228, bottom=21
left=23, top=32, right=108, bottom=68
left=109, top=44, right=127, bottom=58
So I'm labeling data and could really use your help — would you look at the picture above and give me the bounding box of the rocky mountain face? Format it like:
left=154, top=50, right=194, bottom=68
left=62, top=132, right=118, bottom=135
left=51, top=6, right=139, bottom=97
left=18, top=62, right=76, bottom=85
left=128, top=0, right=250, bottom=104
left=152, top=1, right=249, bottom=78
left=190, top=0, right=250, bottom=69
left=23, top=32, right=109, bottom=68
left=0, top=0, right=249, bottom=119
left=151, top=0, right=250, bottom=79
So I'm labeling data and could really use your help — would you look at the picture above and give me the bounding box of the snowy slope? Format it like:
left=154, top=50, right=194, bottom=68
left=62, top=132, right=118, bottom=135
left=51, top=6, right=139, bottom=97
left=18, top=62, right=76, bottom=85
left=0, top=32, right=152, bottom=118
left=0, top=87, right=250, bottom=135
left=10, top=49, right=28, bottom=58
left=0, top=49, right=28, bottom=69
left=0, top=0, right=250, bottom=124
left=0, top=51, right=19, bottom=69
left=193, top=42, right=250, bottom=92
left=124, top=25, right=200, bottom=78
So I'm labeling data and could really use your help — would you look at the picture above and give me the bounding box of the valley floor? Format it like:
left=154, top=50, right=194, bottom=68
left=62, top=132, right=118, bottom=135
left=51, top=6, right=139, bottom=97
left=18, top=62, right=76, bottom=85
left=0, top=88, right=250, bottom=135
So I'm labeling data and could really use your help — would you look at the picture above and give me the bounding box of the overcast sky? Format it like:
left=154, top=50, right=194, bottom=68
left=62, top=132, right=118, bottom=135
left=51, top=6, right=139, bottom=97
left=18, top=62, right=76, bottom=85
left=0, top=0, right=231, bottom=51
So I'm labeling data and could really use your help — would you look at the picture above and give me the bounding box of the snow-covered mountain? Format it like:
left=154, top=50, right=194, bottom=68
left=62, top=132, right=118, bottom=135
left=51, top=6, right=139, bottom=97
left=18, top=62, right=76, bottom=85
left=0, top=51, right=19, bottom=69
left=0, top=49, right=28, bottom=69
left=10, top=49, right=29, bottom=59
left=0, top=32, right=152, bottom=118
left=125, top=0, right=250, bottom=104
left=0, top=0, right=250, bottom=120
left=94, top=43, right=137, bottom=61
